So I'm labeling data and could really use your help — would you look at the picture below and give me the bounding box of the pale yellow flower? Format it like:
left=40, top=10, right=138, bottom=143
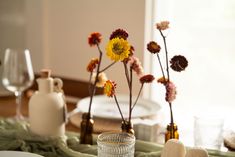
left=91, top=72, right=108, bottom=88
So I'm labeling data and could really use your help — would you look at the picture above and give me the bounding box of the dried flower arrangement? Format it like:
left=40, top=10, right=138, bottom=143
left=86, top=29, right=154, bottom=134
left=147, top=21, right=188, bottom=141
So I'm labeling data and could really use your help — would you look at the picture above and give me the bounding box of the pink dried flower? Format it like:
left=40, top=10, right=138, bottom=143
left=156, top=21, right=170, bottom=30
left=128, top=56, right=144, bottom=77
left=165, top=82, right=177, bottom=103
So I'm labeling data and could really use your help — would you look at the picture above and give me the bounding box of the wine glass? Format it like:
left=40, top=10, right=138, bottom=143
left=2, top=48, right=34, bottom=120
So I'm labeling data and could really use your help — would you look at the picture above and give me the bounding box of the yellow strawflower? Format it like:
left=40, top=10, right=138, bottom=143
left=106, top=38, right=130, bottom=61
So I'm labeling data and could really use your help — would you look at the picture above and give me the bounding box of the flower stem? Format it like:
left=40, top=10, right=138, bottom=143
left=114, top=95, right=125, bottom=122
left=160, top=30, right=170, bottom=81
left=160, top=30, right=174, bottom=126
left=131, top=83, right=144, bottom=110
left=88, top=72, right=93, bottom=95
left=129, top=68, right=133, bottom=123
left=99, top=61, right=117, bottom=73
left=88, top=43, right=103, bottom=115
left=156, top=53, right=166, bottom=81
left=123, top=62, right=130, bottom=89
left=169, top=102, right=174, bottom=124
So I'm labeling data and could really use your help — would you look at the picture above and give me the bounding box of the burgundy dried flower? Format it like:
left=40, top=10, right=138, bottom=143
left=139, top=74, right=155, bottom=84
left=170, top=55, right=188, bottom=72
left=156, top=21, right=170, bottom=30
left=165, top=81, right=177, bottom=103
left=147, top=41, right=161, bottom=54
left=110, top=29, right=129, bottom=40
left=87, top=58, right=99, bottom=72
left=129, top=56, right=144, bottom=77
left=88, top=32, right=102, bottom=46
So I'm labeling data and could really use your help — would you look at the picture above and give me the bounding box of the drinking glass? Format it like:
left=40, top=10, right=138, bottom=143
left=2, top=48, right=34, bottom=120
left=97, top=132, right=135, bottom=157
left=194, top=116, right=224, bottom=150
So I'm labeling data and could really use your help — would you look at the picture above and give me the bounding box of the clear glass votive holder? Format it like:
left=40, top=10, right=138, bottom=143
left=194, top=115, right=224, bottom=150
left=97, top=132, right=136, bottom=157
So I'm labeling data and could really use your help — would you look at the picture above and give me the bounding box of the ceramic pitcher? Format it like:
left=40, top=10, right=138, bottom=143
left=29, top=69, right=66, bottom=137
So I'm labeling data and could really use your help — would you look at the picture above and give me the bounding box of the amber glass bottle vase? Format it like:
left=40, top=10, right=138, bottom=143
left=121, top=120, right=135, bottom=135
left=165, top=123, right=179, bottom=142
left=79, top=113, right=94, bottom=144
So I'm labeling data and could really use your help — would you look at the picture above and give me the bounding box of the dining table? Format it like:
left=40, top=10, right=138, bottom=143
left=0, top=93, right=235, bottom=157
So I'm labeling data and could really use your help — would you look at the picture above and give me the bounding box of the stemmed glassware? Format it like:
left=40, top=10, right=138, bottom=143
left=2, top=48, right=34, bottom=120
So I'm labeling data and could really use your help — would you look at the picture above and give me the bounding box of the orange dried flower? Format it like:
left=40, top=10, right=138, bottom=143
left=139, top=74, right=155, bottom=84
left=88, top=32, right=102, bottom=46
left=147, top=41, right=161, bottom=54
left=157, top=77, right=169, bottom=85
left=87, top=58, right=99, bottom=72
left=104, top=80, right=116, bottom=97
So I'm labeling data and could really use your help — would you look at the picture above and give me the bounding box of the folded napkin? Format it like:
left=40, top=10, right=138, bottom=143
left=0, top=118, right=234, bottom=157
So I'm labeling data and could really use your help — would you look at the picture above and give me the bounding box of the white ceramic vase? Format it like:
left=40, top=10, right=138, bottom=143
left=29, top=69, right=66, bottom=137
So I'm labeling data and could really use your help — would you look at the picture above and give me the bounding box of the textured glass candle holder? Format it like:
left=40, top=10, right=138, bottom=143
left=97, top=132, right=135, bottom=157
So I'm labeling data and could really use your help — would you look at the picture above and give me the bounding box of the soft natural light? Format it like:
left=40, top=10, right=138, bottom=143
left=145, top=0, right=235, bottom=146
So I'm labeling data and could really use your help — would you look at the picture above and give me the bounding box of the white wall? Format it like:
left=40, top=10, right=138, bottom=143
left=0, top=0, right=27, bottom=94
left=25, top=0, right=146, bottom=94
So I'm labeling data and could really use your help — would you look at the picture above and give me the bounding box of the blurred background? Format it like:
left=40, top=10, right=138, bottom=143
left=0, top=0, right=146, bottom=95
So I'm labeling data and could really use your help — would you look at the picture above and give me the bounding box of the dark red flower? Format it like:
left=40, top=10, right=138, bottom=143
left=88, top=32, right=102, bottom=46
left=139, top=74, right=155, bottom=84
left=147, top=41, right=161, bottom=54
left=170, top=55, right=188, bottom=72
left=110, top=29, right=129, bottom=40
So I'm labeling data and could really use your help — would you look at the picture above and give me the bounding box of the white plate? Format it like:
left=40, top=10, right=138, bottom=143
left=76, top=95, right=161, bottom=120
left=0, top=151, right=44, bottom=157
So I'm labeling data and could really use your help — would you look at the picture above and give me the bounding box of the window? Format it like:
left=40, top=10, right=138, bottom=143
left=145, top=0, right=235, bottom=145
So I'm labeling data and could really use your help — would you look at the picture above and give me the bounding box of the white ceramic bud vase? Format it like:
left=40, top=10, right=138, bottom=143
left=29, top=69, right=66, bottom=137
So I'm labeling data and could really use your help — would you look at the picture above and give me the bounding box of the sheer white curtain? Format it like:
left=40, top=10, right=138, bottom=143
left=144, top=0, right=235, bottom=145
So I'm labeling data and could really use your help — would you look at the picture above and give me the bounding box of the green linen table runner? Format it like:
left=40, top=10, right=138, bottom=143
left=0, top=118, right=234, bottom=157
